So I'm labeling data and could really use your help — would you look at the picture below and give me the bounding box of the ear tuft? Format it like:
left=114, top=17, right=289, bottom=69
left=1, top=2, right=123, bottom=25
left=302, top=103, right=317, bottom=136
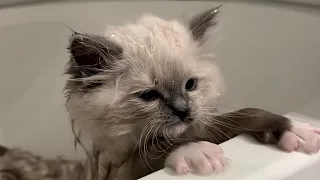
left=189, top=6, right=221, bottom=41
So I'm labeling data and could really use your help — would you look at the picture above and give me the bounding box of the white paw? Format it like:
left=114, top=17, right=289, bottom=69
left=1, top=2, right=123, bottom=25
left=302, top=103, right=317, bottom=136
left=278, top=121, right=320, bottom=154
left=165, top=141, right=229, bottom=175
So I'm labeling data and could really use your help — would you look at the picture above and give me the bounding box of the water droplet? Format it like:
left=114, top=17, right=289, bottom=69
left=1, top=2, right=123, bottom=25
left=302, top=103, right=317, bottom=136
left=171, top=80, right=175, bottom=85
left=153, top=78, right=159, bottom=85
left=111, top=33, right=115, bottom=38
left=217, top=93, right=220, bottom=96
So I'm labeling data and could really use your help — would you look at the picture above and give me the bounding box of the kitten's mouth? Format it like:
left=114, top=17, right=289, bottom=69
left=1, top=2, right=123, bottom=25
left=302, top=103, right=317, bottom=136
left=183, top=117, right=194, bottom=123
left=152, top=116, right=194, bottom=138
left=162, top=117, right=193, bottom=137
left=168, top=116, right=194, bottom=127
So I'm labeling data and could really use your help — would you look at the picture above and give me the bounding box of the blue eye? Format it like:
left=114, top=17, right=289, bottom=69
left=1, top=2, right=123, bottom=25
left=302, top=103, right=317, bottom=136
left=185, top=78, right=198, bottom=91
left=138, top=90, right=161, bottom=101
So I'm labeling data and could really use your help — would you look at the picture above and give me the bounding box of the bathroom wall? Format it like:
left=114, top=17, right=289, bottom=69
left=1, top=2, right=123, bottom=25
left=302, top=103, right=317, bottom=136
left=1, top=0, right=320, bottom=8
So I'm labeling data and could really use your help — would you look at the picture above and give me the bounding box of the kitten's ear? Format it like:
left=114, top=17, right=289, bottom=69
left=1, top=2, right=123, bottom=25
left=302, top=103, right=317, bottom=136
left=67, top=33, right=123, bottom=77
left=189, top=6, right=221, bottom=42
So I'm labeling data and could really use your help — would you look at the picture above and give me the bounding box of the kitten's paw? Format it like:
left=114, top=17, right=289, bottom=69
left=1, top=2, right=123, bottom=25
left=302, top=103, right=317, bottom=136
left=165, top=141, right=229, bottom=175
left=278, top=121, right=320, bottom=154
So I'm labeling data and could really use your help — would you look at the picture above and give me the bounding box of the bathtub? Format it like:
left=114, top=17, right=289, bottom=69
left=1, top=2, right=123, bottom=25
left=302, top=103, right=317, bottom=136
left=0, top=1, right=319, bottom=179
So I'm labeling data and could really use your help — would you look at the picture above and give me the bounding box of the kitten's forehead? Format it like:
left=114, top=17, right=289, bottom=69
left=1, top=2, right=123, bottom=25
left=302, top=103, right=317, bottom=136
left=151, top=60, right=190, bottom=86
left=107, top=15, right=198, bottom=64
left=107, top=15, right=199, bottom=88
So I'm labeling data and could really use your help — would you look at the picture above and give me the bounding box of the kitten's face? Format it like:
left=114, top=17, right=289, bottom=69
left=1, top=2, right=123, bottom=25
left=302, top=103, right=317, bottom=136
left=65, top=7, right=223, bottom=146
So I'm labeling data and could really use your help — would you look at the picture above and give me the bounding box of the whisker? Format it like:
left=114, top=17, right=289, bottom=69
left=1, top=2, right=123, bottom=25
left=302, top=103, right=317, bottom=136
left=198, top=123, right=220, bottom=143
left=212, top=125, right=232, bottom=140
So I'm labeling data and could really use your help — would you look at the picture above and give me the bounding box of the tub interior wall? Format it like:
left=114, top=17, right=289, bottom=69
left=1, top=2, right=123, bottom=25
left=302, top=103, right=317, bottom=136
left=0, top=1, right=319, bottom=159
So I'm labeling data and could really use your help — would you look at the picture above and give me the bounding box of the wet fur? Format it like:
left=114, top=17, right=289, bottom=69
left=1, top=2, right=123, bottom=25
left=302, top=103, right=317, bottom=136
left=65, top=7, right=225, bottom=179
left=0, top=7, right=293, bottom=180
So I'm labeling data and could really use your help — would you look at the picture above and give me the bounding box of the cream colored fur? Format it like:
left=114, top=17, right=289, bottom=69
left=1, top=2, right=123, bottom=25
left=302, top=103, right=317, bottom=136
left=66, top=13, right=224, bottom=180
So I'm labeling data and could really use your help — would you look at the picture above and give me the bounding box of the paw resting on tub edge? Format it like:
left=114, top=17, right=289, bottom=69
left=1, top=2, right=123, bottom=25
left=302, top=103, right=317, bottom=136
left=152, top=113, right=320, bottom=179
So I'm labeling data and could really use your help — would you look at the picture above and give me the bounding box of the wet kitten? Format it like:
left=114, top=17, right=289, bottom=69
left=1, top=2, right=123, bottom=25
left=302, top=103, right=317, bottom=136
left=1, top=6, right=320, bottom=180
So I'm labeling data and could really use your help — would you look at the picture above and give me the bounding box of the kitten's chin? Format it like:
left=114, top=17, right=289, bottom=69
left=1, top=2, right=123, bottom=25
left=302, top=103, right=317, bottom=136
left=167, top=123, right=188, bottom=138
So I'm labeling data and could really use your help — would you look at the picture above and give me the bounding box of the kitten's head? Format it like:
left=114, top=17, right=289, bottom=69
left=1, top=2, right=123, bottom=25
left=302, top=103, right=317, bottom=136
left=65, top=7, right=224, bottom=150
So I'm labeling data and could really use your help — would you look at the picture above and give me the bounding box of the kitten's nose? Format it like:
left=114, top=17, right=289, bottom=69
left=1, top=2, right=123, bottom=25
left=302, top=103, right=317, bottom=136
left=169, top=97, right=190, bottom=121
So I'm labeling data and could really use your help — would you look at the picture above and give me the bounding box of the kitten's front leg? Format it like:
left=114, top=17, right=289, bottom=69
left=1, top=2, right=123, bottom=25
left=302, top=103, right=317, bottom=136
left=164, top=108, right=320, bottom=176
left=131, top=140, right=228, bottom=177
left=134, top=108, right=320, bottom=178
left=208, top=108, right=320, bottom=154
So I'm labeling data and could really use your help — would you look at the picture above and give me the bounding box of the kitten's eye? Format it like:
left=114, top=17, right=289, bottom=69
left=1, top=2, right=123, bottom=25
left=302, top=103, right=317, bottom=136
left=185, top=78, right=198, bottom=91
left=138, top=90, right=161, bottom=101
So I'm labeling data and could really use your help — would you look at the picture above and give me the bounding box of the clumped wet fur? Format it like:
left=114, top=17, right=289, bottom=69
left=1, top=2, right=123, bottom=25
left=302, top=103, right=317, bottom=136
left=64, top=6, right=225, bottom=179
left=0, top=6, right=294, bottom=180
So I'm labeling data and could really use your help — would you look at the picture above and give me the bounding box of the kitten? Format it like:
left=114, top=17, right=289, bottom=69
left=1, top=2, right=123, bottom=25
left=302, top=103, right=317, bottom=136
left=1, top=6, right=320, bottom=180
